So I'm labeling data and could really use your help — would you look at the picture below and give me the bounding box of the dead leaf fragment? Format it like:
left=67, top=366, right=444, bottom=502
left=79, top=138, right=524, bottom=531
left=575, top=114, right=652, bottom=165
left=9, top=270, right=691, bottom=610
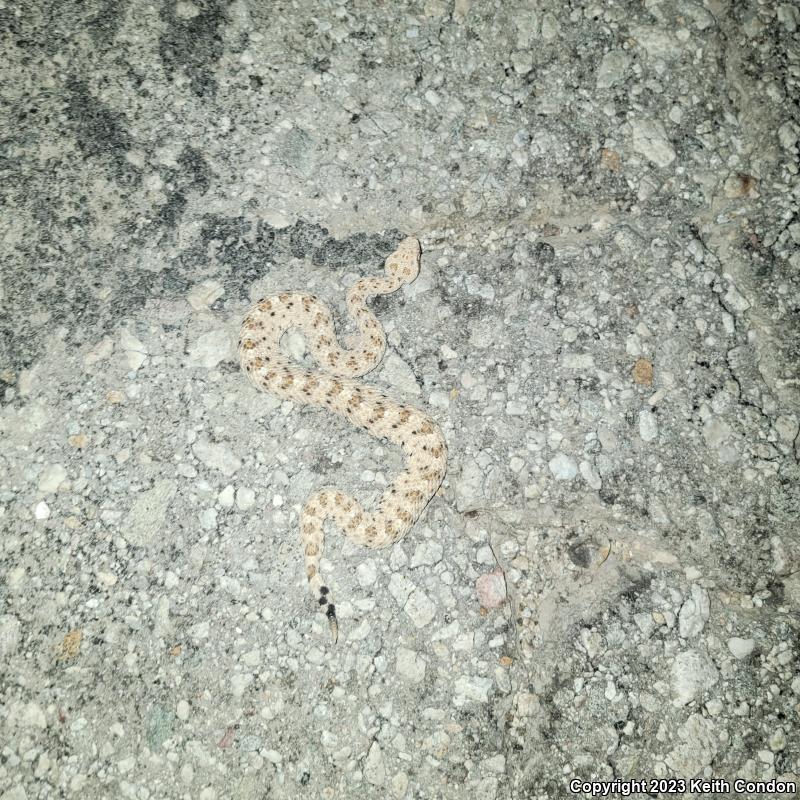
left=55, top=629, right=82, bottom=661
left=600, top=148, right=621, bottom=172
left=632, top=358, right=653, bottom=386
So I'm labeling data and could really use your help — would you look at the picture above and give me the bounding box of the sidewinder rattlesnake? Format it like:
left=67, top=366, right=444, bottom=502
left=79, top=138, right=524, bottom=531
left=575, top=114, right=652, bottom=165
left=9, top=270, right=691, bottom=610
left=238, top=236, right=448, bottom=641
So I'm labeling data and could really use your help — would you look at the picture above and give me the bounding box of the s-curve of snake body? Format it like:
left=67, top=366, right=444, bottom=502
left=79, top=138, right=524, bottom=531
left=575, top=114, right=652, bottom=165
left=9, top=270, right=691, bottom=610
left=238, top=236, right=448, bottom=642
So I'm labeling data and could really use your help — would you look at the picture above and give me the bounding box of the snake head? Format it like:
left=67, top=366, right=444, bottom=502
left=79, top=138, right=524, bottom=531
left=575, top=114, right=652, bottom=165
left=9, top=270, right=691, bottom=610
left=384, top=236, right=421, bottom=284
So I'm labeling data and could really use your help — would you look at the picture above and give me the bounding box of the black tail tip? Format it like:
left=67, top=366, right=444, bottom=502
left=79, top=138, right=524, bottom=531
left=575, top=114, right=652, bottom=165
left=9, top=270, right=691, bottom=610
left=326, top=603, right=338, bottom=643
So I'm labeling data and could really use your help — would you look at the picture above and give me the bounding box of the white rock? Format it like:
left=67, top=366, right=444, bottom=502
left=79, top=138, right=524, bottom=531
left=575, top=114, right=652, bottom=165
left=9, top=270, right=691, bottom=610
left=540, top=12, right=558, bottom=40
left=581, top=629, right=604, bottom=659
left=638, top=410, right=658, bottom=442
left=190, top=621, right=209, bottom=639
left=548, top=452, right=578, bottom=481
left=356, top=560, right=378, bottom=587
left=579, top=460, right=602, bottom=489
left=218, top=485, right=235, bottom=507
left=391, top=772, right=409, bottom=799
left=410, top=540, right=443, bottom=568
left=187, top=329, right=233, bottom=369
left=193, top=438, right=242, bottom=476
left=705, top=698, right=724, bottom=716
left=454, top=675, right=493, bottom=705
left=775, top=414, right=799, bottom=443
left=364, top=741, right=386, bottom=786
left=34, top=501, right=50, bottom=520
left=631, top=118, right=676, bottom=167
left=38, top=464, right=67, bottom=493
left=482, top=754, right=506, bottom=773
left=723, top=284, right=750, bottom=312
left=6, top=567, right=26, bottom=591
left=509, top=456, right=525, bottom=472
left=404, top=589, right=436, bottom=628
left=23, top=702, right=46, bottom=729
left=596, top=50, right=631, bottom=89
left=777, top=3, right=799, bottom=32
left=630, top=25, right=682, bottom=59
left=703, top=417, right=731, bottom=449
left=199, top=508, right=218, bottom=530
left=396, top=647, right=426, bottom=683
left=778, top=121, right=798, bottom=150
left=505, top=400, right=527, bottom=416
left=727, top=637, right=755, bottom=659
left=187, top=280, right=224, bottom=311
left=389, top=546, right=408, bottom=571
left=670, top=650, right=718, bottom=705
left=388, top=573, right=414, bottom=605
left=379, top=352, right=422, bottom=396
left=634, top=612, right=656, bottom=637
left=236, top=487, right=256, bottom=511
left=769, top=728, right=787, bottom=751
left=428, top=390, right=450, bottom=409
left=511, top=51, right=533, bottom=74
left=120, top=329, right=147, bottom=371
left=465, top=274, right=495, bottom=300
left=665, top=713, right=717, bottom=778
left=678, top=584, right=710, bottom=638
left=440, top=344, right=458, bottom=359
left=562, top=352, right=594, bottom=369
left=454, top=458, right=486, bottom=513
left=118, top=756, right=135, bottom=774
left=96, top=571, right=118, bottom=588
left=231, top=673, right=253, bottom=697
left=424, top=89, right=440, bottom=106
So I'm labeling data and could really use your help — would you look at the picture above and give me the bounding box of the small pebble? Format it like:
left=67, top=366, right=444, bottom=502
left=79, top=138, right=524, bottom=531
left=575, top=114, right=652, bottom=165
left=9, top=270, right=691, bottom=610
left=476, top=570, right=506, bottom=609
left=404, top=589, right=436, bottom=628
left=639, top=409, right=658, bottom=442
left=356, top=560, right=378, bottom=587
left=218, top=485, right=235, bottom=507
left=727, top=637, right=755, bottom=659
left=236, top=487, right=256, bottom=510
left=364, top=741, right=386, bottom=787
left=38, top=464, right=67, bottom=493
left=396, top=647, right=426, bottom=683
left=549, top=452, right=578, bottom=481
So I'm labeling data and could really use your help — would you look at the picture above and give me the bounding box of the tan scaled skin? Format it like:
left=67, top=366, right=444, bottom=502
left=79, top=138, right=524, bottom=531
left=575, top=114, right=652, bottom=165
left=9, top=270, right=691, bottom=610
left=238, top=237, right=447, bottom=641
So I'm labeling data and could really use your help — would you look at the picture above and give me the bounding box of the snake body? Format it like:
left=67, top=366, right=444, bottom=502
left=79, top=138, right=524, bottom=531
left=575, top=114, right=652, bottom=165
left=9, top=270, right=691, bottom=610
left=239, top=237, right=447, bottom=640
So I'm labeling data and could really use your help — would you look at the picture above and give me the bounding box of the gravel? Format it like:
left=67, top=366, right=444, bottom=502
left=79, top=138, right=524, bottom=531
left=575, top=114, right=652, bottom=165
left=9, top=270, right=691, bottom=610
left=2, top=1, right=799, bottom=798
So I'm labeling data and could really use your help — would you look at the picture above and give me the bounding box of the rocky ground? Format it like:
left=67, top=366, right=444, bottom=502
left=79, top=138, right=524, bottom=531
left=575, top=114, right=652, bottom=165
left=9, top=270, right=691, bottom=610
left=1, top=1, right=799, bottom=798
